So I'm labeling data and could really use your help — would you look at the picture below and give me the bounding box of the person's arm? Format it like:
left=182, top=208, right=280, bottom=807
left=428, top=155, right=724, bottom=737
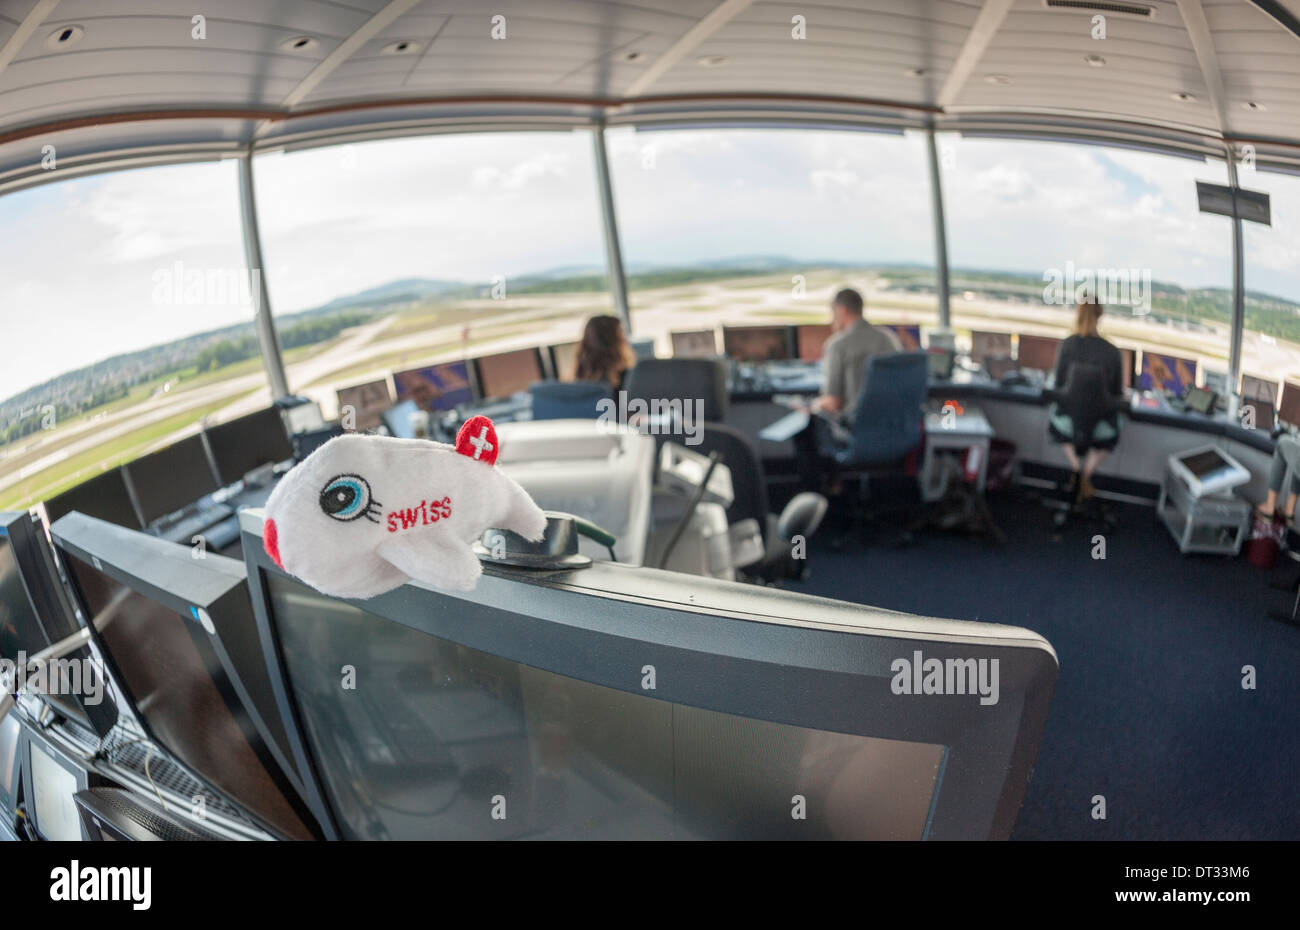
left=813, top=341, right=845, bottom=413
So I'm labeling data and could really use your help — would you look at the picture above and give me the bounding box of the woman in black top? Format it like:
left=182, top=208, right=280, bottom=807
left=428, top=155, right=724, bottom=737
left=1048, top=298, right=1124, bottom=502
left=574, top=314, right=635, bottom=392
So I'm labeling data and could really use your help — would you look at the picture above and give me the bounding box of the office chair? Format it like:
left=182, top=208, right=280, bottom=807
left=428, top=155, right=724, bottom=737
left=818, top=352, right=929, bottom=545
left=1043, top=361, right=1125, bottom=531
left=693, top=423, right=828, bottom=583
left=528, top=381, right=611, bottom=420
left=623, top=358, right=730, bottom=424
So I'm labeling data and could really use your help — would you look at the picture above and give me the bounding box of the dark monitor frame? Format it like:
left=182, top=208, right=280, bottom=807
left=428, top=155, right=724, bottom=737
left=205, top=407, right=295, bottom=486
left=22, top=729, right=96, bottom=840
left=122, top=433, right=221, bottom=525
left=50, top=512, right=322, bottom=840
left=0, top=511, right=118, bottom=737
left=1280, top=381, right=1300, bottom=428
left=42, top=467, right=143, bottom=530
left=237, top=511, right=1056, bottom=841
left=392, top=360, right=478, bottom=413
left=721, top=325, right=796, bottom=363
left=1119, top=348, right=1136, bottom=391
left=471, top=347, right=546, bottom=401
left=0, top=712, right=22, bottom=817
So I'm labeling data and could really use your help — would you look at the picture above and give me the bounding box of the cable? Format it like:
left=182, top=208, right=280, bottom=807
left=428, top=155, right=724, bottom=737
left=143, top=745, right=168, bottom=813
left=656, top=451, right=721, bottom=570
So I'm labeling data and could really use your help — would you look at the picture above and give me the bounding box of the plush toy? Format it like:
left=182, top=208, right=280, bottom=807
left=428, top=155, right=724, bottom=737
left=262, top=416, right=546, bottom=598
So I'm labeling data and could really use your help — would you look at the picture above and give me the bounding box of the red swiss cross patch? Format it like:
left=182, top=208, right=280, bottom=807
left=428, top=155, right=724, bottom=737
left=455, top=415, right=500, bottom=466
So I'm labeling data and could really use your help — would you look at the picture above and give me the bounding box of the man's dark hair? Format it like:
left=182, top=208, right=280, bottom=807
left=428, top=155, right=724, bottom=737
left=832, top=287, right=864, bottom=315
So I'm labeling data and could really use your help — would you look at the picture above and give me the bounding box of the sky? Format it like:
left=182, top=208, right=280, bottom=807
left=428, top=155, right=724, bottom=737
left=1, top=127, right=1298, bottom=400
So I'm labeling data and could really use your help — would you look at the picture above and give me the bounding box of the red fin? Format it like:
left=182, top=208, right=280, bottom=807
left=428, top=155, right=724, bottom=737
left=455, top=415, right=500, bottom=465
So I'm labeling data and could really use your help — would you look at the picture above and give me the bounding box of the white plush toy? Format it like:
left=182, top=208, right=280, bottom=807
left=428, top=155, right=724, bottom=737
left=262, top=416, right=546, bottom=598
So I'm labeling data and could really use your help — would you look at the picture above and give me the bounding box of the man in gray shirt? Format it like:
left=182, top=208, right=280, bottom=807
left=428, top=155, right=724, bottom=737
left=813, top=288, right=902, bottom=423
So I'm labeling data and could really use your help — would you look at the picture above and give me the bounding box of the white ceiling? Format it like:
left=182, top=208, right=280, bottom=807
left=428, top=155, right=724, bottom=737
left=0, top=0, right=1298, bottom=191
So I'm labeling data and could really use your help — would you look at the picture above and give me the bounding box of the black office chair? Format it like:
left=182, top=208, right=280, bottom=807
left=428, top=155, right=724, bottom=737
left=529, top=381, right=611, bottom=420
left=623, top=358, right=730, bottom=424
left=1043, top=361, right=1125, bottom=530
left=817, top=352, right=928, bottom=544
left=693, top=423, right=828, bottom=583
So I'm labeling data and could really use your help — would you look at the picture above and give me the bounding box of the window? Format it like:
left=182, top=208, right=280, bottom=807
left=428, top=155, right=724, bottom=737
left=939, top=135, right=1233, bottom=382
left=251, top=132, right=610, bottom=415
left=0, top=161, right=253, bottom=511
left=606, top=126, right=937, bottom=356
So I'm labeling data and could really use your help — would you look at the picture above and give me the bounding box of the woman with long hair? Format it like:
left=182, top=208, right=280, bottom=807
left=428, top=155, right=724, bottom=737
left=574, top=314, right=635, bottom=390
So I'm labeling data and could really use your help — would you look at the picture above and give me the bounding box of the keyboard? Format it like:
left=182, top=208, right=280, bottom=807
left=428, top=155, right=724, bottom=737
left=760, top=408, right=811, bottom=442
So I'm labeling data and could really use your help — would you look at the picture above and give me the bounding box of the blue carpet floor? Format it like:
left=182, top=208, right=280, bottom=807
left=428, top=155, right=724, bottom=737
left=787, top=488, right=1300, bottom=840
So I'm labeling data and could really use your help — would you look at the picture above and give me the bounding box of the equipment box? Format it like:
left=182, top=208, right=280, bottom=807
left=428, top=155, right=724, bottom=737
left=1157, top=469, right=1251, bottom=556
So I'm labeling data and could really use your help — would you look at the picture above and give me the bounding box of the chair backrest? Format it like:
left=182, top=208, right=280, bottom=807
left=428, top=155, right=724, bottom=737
left=694, top=423, right=769, bottom=535
left=528, top=380, right=611, bottom=421
left=1053, top=362, right=1119, bottom=444
left=624, top=358, right=730, bottom=422
left=843, top=351, right=928, bottom=466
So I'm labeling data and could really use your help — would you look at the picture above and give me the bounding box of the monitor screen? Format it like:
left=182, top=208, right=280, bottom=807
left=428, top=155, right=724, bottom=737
left=884, top=324, right=922, bottom=352
left=29, top=740, right=82, bottom=841
left=723, top=326, right=792, bottom=363
left=795, top=324, right=832, bottom=361
left=475, top=349, right=543, bottom=400
left=1241, top=374, right=1279, bottom=405
left=206, top=407, right=293, bottom=485
left=0, top=534, right=47, bottom=663
left=394, top=361, right=475, bottom=412
left=62, top=550, right=313, bottom=839
left=1139, top=352, right=1197, bottom=396
left=969, top=331, right=1012, bottom=364
left=264, top=572, right=944, bottom=840
left=0, top=714, right=20, bottom=814
left=124, top=434, right=219, bottom=525
left=1180, top=449, right=1233, bottom=479
left=670, top=331, right=717, bottom=359
left=43, top=468, right=140, bottom=529
left=1280, top=382, right=1300, bottom=428
left=550, top=342, right=581, bottom=380
left=1017, top=334, right=1061, bottom=372
left=335, top=379, right=392, bottom=432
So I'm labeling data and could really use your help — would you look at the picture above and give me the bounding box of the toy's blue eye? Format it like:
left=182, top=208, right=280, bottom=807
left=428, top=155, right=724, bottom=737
left=320, top=474, right=372, bottom=521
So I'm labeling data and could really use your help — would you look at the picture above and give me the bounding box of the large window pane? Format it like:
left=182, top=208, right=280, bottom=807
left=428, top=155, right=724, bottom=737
left=0, top=161, right=254, bottom=511
left=939, top=135, right=1233, bottom=385
left=606, top=127, right=937, bottom=353
left=251, top=132, right=610, bottom=413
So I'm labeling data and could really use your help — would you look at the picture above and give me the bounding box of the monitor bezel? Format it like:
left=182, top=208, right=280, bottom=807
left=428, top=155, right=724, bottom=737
left=393, top=359, right=478, bottom=412
left=721, top=324, right=796, bottom=363
left=122, top=432, right=221, bottom=525
left=238, top=509, right=1056, bottom=841
left=471, top=347, right=545, bottom=401
left=205, top=407, right=295, bottom=485
left=50, top=512, right=322, bottom=840
left=22, top=729, right=91, bottom=841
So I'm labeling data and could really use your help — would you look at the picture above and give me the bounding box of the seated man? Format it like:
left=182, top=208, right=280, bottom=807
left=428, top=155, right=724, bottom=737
left=811, top=288, right=903, bottom=422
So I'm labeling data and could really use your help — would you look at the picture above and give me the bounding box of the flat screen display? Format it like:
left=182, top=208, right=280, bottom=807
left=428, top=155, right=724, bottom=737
left=267, top=573, right=945, bottom=840
left=0, top=714, right=20, bottom=813
left=1180, top=449, right=1232, bottom=479
left=723, top=326, right=791, bottom=363
left=550, top=342, right=581, bottom=380
left=1241, top=374, right=1278, bottom=405
left=335, top=379, right=392, bottom=432
left=884, top=324, right=922, bottom=351
left=476, top=349, right=542, bottom=400
left=30, top=741, right=82, bottom=841
left=796, top=324, right=832, bottom=361
left=670, top=331, right=717, bottom=359
left=1280, top=382, right=1300, bottom=428
left=124, top=433, right=219, bottom=524
left=970, top=331, right=1012, bottom=364
left=1139, top=352, right=1197, bottom=396
left=1017, top=334, right=1060, bottom=372
left=206, top=408, right=293, bottom=484
left=43, top=469, right=140, bottom=529
left=394, top=361, right=475, bottom=412
left=63, top=554, right=313, bottom=839
left=0, top=535, right=47, bottom=662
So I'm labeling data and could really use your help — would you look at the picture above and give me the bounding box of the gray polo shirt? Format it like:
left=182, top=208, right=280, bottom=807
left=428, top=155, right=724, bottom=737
left=823, top=320, right=902, bottom=421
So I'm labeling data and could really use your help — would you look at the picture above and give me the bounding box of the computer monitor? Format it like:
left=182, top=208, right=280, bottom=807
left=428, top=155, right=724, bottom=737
left=1120, top=348, right=1136, bottom=390
left=23, top=736, right=90, bottom=840
left=52, top=512, right=318, bottom=840
left=1139, top=352, right=1198, bottom=396
left=884, top=324, right=923, bottom=352
left=0, top=511, right=118, bottom=737
left=43, top=468, right=141, bottom=529
left=335, top=379, right=392, bottom=432
left=393, top=360, right=475, bottom=412
left=123, top=433, right=220, bottom=525
left=969, top=331, right=1012, bottom=365
left=795, top=324, right=832, bottom=362
left=474, top=348, right=544, bottom=400
left=0, top=714, right=20, bottom=817
left=670, top=331, right=718, bottom=359
left=1279, top=382, right=1300, bottom=429
left=205, top=407, right=293, bottom=485
left=1017, top=334, right=1061, bottom=373
left=239, top=511, right=1057, bottom=840
left=1241, top=374, right=1279, bottom=406
left=723, top=326, right=793, bottom=363
left=549, top=342, right=581, bottom=380
left=75, top=786, right=222, bottom=841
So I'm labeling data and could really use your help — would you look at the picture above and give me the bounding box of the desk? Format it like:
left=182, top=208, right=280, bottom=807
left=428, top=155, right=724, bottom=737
left=921, top=405, right=995, bottom=502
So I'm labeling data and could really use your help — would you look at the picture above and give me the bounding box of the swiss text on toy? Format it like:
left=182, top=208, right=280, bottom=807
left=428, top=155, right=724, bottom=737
left=386, top=496, right=453, bottom=532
